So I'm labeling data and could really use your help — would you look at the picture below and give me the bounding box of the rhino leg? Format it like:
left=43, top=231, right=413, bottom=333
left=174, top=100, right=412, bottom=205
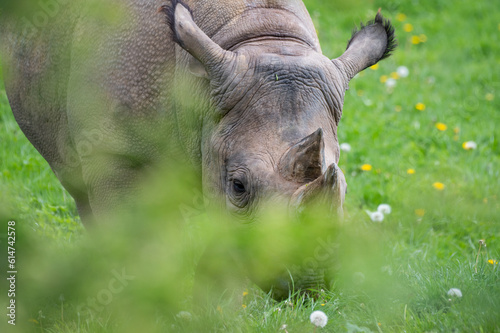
left=1, top=7, right=96, bottom=225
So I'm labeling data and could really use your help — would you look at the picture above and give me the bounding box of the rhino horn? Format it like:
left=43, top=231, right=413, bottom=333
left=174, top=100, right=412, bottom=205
left=279, top=128, right=325, bottom=184
left=290, top=162, right=346, bottom=217
left=333, top=10, right=397, bottom=81
left=161, top=2, right=237, bottom=75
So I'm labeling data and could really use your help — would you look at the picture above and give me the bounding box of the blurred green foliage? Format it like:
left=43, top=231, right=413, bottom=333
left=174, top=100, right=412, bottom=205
left=1, top=0, right=499, bottom=332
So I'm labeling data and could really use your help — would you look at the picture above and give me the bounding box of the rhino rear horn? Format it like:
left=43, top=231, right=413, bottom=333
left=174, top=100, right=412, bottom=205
left=333, top=10, right=397, bottom=81
left=290, top=163, right=346, bottom=217
left=279, top=129, right=325, bottom=183
left=160, top=1, right=237, bottom=76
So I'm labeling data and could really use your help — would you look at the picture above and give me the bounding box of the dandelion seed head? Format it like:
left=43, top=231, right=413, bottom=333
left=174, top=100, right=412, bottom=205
left=378, top=204, right=392, bottom=214
left=310, top=310, right=328, bottom=328
left=340, top=143, right=352, bottom=152
left=366, top=210, right=384, bottom=222
left=397, top=66, right=409, bottom=78
left=176, top=311, right=192, bottom=321
left=447, top=288, right=462, bottom=298
left=385, top=78, right=397, bottom=88
left=462, top=141, right=477, bottom=150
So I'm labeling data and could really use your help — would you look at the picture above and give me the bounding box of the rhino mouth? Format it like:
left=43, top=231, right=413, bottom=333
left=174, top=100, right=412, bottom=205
left=261, top=268, right=328, bottom=301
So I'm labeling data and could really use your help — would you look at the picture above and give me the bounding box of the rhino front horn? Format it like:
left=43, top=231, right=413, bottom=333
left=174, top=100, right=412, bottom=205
left=278, top=128, right=326, bottom=183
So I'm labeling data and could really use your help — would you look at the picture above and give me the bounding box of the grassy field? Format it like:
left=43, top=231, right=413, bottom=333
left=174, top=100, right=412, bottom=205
left=1, top=0, right=499, bottom=332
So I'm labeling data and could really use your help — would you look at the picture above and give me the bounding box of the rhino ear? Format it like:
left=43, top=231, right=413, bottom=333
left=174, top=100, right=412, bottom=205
left=279, top=129, right=326, bottom=184
left=160, top=1, right=236, bottom=76
left=333, top=10, right=397, bottom=81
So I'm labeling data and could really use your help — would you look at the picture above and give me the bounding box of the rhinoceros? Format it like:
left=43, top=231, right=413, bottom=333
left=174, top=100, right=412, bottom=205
left=1, top=0, right=395, bottom=299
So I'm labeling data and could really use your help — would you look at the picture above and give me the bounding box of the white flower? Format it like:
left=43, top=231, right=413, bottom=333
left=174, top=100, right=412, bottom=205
left=397, top=66, right=410, bottom=78
left=310, top=310, right=328, bottom=328
left=340, top=143, right=352, bottom=152
left=175, top=311, right=192, bottom=321
left=377, top=204, right=392, bottom=215
left=353, top=272, right=365, bottom=284
left=366, top=210, right=384, bottom=222
left=385, top=78, right=397, bottom=88
left=447, top=288, right=462, bottom=298
left=463, top=141, right=477, bottom=150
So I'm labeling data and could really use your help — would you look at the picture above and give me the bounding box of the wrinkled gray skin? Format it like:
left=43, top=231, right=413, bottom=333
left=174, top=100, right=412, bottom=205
left=1, top=0, right=394, bottom=300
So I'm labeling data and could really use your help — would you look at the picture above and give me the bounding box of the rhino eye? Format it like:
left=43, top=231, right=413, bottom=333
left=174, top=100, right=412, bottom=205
left=232, top=179, right=246, bottom=194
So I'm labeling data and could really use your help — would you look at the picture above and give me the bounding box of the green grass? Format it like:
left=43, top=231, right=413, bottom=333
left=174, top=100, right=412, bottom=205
left=1, top=0, right=500, bottom=332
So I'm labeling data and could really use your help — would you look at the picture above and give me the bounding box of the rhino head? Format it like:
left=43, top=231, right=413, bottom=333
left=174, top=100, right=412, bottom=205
left=162, top=2, right=396, bottom=297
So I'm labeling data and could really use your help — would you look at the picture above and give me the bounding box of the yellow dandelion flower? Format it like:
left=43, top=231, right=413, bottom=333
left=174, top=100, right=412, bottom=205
left=395, top=105, right=402, bottom=112
left=370, top=63, right=380, bottom=70
left=361, top=164, right=373, bottom=171
left=243, top=291, right=249, bottom=297
left=407, top=168, right=415, bottom=175
left=242, top=304, right=247, bottom=309
left=454, top=127, right=460, bottom=134
left=411, top=35, right=421, bottom=44
left=488, top=259, right=498, bottom=265
left=321, top=303, right=325, bottom=306
left=435, top=122, right=447, bottom=131
left=380, top=75, right=388, bottom=83
left=415, top=209, right=425, bottom=217
left=433, top=182, right=445, bottom=190
left=378, top=323, right=382, bottom=327
left=419, top=34, right=428, bottom=42
left=390, top=72, right=400, bottom=80
left=403, top=23, right=414, bottom=32
left=396, top=13, right=407, bottom=22
left=485, top=93, right=494, bottom=101
left=415, top=103, right=426, bottom=111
